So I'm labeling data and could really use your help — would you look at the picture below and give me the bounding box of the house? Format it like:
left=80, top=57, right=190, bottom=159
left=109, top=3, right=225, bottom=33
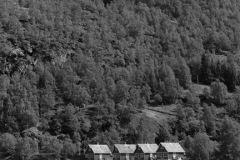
left=85, top=144, right=112, bottom=160
left=156, top=143, right=185, bottom=160
left=112, top=144, right=136, bottom=160
left=134, top=144, right=158, bottom=160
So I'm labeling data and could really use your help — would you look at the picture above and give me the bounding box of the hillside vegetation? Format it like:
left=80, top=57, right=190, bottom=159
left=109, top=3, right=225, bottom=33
left=1, top=0, right=240, bottom=159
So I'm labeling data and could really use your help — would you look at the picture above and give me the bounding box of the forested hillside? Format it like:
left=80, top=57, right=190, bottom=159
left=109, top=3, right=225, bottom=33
left=1, top=0, right=240, bottom=159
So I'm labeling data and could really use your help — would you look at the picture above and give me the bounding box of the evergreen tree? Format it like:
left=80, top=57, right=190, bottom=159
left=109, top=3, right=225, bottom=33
left=178, top=57, right=192, bottom=88
left=215, top=60, right=222, bottom=80
left=222, top=63, right=237, bottom=92
left=200, top=53, right=213, bottom=84
left=202, top=104, right=216, bottom=135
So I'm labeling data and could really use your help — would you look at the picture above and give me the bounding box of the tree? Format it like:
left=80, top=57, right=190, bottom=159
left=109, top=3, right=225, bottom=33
left=59, top=105, right=80, bottom=137
left=136, top=117, right=156, bottom=143
left=222, top=56, right=239, bottom=92
left=90, top=127, right=121, bottom=146
left=0, top=75, right=10, bottom=93
left=71, top=85, right=91, bottom=106
left=141, top=84, right=151, bottom=103
left=129, top=87, right=141, bottom=107
left=200, top=53, right=213, bottom=84
left=15, top=137, right=39, bottom=160
left=185, top=91, right=200, bottom=109
left=225, top=99, right=237, bottom=115
left=202, top=104, right=216, bottom=135
left=232, top=93, right=240, bottom=115
left=157, top=63, right=180, bottom=103
left=184, top=136, right=193, bottom=151
left=114, top=80, right=129, bottom=104
left=162, top=77, right=179, bottom=104
left=190, top=133, right=215, bottom=160
left=105, top=76, right=116, bottom=99
left=62, top=138, right=77, bottom=158
left=154, top=94, right=162, bottom=104
left=218, top=117, right=240, bottom=160
left=210, top=80, right=227, bottom=104
left=176, top=105, right=189, bottom=134
left=117, top=105, right=135, bottom=127
left=155, top=125, right=171, bottom=144
left=0, top=133, right=17, bottom=155
left=127, top=20, right=144, bottom=38
left=39, top=88, right=56, bottom=117
left=40, top=135, right=63, bottom=159
left=215, top=60, right=222, bottom=80
left=175, top=57, right=192, bottom=88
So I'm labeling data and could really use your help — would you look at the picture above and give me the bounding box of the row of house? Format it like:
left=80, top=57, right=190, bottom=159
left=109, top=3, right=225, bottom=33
left=85, top=143, right=185, bottom=160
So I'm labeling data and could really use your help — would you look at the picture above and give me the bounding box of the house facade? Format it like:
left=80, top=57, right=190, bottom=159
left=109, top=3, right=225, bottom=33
left=85, top=144, right=112, bottom=160
left=156, top=143, right=185, bottom=160
left=134, top=144, right=158, bottom=160
left=112, top=144, right=136, bottom=160
left=84, top=143, right=185, bottom=160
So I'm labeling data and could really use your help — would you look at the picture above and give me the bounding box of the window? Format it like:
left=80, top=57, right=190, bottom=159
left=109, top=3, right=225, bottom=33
left=129, top=153, right=134, bottom=160
left=157, top=153, right=168, bottom=159
left=115, top=153, right=120, bottom=160
left=88, top=154, right=94, bottom=160
left=135, top=153, right=144, bottom=160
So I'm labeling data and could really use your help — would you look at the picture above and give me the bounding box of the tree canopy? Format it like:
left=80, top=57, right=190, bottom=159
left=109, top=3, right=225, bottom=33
left=0, top=0, right=240, bottom=159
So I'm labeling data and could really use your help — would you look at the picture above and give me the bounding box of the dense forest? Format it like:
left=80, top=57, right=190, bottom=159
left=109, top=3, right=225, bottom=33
left=1, top=0, right=240, bottom=159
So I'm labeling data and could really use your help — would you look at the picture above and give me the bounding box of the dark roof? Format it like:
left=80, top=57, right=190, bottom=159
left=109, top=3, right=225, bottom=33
left=137, top=144, right=158, bottom=153
left=114, top=144, right=136, bottom=153
left=88, top=144, right=112, bottom=154
left=160, top=143, right=185, bottom=153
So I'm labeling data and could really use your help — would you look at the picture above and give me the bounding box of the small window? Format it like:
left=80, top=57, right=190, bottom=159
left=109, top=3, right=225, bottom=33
left=88, top=154, right=94, bottom=160
left=135, top=153, right=144, bottom=159
left=115, top=153, right=120, bottom=160
left=157, top=152, right=168, bottom=159
left=164, top=153, right=168, bottom=159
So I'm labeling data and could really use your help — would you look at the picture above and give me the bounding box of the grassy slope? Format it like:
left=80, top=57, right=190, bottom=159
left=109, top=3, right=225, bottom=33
left=142, top=105, right=177, bottom=126
left=141, top=83, right=232, bottom=129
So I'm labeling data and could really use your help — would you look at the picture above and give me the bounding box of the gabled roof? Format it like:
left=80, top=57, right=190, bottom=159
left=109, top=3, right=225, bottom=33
left=114, top=144, right=136, bottom=153
left=88, top=144, right=112, bottom=154
left=160, top=143, right=185, bottom=153
left=137, top=144, right=158, bottom=153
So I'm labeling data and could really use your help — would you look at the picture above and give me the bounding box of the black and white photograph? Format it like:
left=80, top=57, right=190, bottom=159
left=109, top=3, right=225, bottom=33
left=0, top=0, right=239, bottom=159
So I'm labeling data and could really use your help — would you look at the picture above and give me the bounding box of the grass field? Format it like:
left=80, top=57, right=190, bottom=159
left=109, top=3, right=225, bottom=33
left=142, top=105, right=177, bottom=126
